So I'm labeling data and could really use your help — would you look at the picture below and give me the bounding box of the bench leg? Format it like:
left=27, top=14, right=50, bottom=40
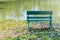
left=49, top=21, right=53, bottom=39
left=28, top=21, right=30, bottom=32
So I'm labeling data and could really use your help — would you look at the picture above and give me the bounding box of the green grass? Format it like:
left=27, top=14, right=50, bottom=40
left=0, top=19, right=60, bottom=40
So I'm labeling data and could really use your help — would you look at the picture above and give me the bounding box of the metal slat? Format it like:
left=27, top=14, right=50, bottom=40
left=27, top=11, right=52, bottom=15
left=27, top=19, right=52, bottom=21
left=27, top=17, right=52, bottom=19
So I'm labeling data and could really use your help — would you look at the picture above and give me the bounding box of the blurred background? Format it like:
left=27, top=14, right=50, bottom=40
left=0, top=0, right=60, bottom=23
left=0, top=0, right=60, bottom=40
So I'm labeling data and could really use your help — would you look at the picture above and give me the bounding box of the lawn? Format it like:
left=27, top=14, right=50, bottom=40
left=0, top=19, right=60, bottom=40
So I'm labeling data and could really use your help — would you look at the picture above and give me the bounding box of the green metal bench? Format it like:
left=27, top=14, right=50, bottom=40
left=27, top=11, right=53, bottom=32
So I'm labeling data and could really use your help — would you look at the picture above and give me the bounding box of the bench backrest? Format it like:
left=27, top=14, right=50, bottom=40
left=27, top=11, right=52, bottom=21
